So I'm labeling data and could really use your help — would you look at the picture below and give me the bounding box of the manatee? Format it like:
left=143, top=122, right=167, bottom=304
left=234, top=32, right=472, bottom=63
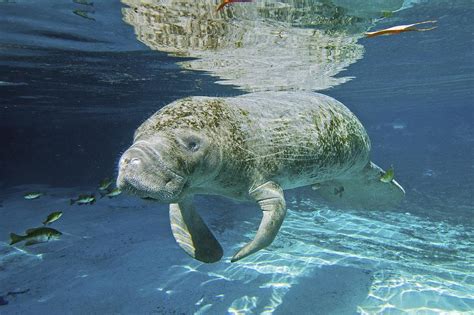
left=117, top=92, right=405, bottom=263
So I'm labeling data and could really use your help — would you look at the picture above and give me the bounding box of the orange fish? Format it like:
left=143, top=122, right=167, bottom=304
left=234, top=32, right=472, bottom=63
left=216, top=0, right=253, bottom=12
left=365, top=20, right=437, bottom=38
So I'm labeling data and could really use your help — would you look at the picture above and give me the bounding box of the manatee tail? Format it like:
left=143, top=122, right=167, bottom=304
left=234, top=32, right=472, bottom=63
left=317, top=162, right=405, bottom=209
left=10, top=233, right=25, bottom=245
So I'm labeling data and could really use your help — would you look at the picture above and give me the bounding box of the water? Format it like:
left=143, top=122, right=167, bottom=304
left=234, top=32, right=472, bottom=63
left=1, top=0, right=473, bottom=314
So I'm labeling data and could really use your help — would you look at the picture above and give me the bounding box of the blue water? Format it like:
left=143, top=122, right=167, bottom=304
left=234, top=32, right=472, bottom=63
left=1, top=0, right=473, bottom=314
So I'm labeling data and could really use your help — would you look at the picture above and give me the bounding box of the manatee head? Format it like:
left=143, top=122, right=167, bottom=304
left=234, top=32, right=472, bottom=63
left=117, top=128, right=221, bottom=203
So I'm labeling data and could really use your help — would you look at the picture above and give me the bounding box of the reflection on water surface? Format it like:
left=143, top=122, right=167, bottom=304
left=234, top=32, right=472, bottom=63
left=121, top=0, right=411, bottom=92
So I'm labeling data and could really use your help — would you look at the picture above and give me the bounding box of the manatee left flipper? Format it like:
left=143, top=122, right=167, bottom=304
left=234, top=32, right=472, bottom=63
left=169, top=197, right=223, bottom=263
left=231, top=181, right=287, bottom=262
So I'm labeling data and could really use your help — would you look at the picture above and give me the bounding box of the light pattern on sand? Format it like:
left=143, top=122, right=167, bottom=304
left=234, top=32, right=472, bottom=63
left=0, top=247, right=43, bottom=282
left=1, top=185, right=472, bottom=313
left=159, top=196, right=474, bottom=314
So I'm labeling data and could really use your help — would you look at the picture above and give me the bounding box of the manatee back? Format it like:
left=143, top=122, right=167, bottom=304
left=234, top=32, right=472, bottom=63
left=225, top=92, right=371, bottom=188
left=134, top=96, right=235, bottom=140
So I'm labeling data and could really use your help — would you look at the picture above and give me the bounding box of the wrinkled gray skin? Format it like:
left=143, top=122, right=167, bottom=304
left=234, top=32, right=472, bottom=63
left=117, top=92, right=404, bottom=263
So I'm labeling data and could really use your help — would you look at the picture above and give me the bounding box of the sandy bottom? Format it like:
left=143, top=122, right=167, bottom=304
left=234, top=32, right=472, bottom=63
left=1, top=185, right=473, bottom=314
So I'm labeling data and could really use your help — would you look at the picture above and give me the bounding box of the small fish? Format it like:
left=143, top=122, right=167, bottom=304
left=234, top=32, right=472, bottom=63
left=380, top=166, right=395, bottom=183
left=73, top=0, right=94, bottom=6
left=43, top=211, right=63, bottom=225
left=70, top=194, right=95, bottom=205
left=98, top=177, right=112, bottom=191
left=73, top=9, right=95, bottom=20
left=216, top=0, right=253, bottom=12
left=365, top=20, right=437, bottom=38
left=10, top=227, right=62, bottom=246
left=100, top=188, right=121, bottom=198
left=24, top=192, right=43, bottom=200
left=334, top=186, right=344, bottom=198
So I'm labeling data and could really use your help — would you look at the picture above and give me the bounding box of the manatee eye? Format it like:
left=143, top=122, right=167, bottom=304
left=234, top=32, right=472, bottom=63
left=180, top=136, right=201, bottom=152
left=187, top=141, right=199, bottom=151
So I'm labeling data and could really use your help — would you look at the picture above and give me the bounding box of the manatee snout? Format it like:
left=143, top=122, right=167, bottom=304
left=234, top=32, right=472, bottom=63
left=117, top=142, right=186, bottom=202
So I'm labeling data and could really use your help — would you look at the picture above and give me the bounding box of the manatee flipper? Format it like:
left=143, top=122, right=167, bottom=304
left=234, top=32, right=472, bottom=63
left=169, top=197, right=223, bottom=263
left=231, top=181, right=287, bottom=262
left=318, top=162, right=405, bottom=209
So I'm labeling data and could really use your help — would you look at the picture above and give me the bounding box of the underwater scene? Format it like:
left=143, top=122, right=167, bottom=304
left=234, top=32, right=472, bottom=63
left=0, top=0, right=473, bottom=314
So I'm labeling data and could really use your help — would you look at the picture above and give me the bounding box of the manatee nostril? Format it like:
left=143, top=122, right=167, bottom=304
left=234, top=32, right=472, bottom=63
left=130, top=158, right=141, bottom=165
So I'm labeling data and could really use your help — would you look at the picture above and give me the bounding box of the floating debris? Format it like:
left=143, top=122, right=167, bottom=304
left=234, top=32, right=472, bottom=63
left=100, top=187, right=122, bottom=199
left=380, top=166, right=395, bottom=183
left=70, top=194, right=96, bottom=205
left=23, top=192, right=43, bottom=200
left=98, top=177, right=112, bottom=191
left=365, top=20, right=437, bottom=38
left=216, top=0, right=253, bottom=12
left=42, top=211, right=63, bottom=225
left=10, top=227, right=62, bottom=246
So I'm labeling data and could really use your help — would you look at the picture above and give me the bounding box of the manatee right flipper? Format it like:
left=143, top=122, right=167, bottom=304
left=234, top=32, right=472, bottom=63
left=169, top=197, right=223, bottom=263
left=231, top=181, right=287, bottom=262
